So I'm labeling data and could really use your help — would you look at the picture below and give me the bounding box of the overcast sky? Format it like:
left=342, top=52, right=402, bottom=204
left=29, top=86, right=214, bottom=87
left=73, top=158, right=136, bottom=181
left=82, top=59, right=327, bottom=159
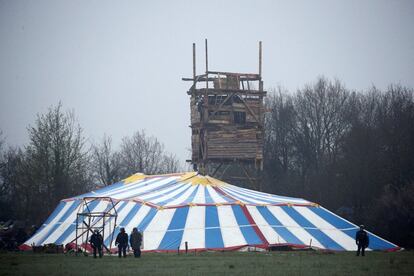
left=1, top=0, right=413, bottom=163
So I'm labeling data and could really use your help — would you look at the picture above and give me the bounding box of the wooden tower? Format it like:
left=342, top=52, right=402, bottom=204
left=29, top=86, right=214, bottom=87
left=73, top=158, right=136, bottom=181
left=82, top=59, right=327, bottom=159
left=183, top=40, right=266, bottom=190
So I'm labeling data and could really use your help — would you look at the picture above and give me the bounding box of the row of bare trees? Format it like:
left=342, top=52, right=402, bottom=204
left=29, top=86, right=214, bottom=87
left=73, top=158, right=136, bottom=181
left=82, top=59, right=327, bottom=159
left=0, top=77, right=413, bottom=247
left=0, top=104, right=180, bottom=225
left=263, top=77, right=414, bottom=248
left=91, top=131, right=180, bottom=186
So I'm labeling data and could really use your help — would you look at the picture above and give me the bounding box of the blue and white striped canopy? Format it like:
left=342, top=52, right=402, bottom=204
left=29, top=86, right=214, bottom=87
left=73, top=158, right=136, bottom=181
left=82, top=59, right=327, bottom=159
left=23, top=172, right=399, bottom=252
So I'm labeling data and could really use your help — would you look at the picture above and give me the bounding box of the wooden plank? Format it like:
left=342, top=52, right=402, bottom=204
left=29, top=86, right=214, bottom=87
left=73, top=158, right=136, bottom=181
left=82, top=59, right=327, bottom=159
left=189, top=88, right=266, bottom=96
left=183, top=73, right=261, bottom=81
left=207, top=71, right=260, bottom=78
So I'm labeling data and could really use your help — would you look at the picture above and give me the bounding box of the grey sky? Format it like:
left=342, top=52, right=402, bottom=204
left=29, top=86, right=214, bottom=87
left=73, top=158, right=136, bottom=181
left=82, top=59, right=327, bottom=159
left=1, top=0, right=413, bottom=163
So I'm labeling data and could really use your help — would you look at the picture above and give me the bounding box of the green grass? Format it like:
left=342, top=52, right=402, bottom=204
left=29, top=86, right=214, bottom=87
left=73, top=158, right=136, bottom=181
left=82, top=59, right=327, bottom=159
left=0, top=251, right=413, bottom=275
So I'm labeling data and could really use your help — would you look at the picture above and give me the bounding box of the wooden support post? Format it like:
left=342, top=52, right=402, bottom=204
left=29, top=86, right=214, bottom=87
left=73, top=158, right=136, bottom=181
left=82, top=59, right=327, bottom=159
left=204, top=129, right=208, bottom=173
left=199, top=38, right=209, bottom=174
left=193, top=43, right=196, bottom=87
left=219, top=163, right=232, bottom=179
left=239, top=161, right=257, bottom=190
left=204, top=38, right=209, bottom=121
left=205, top=38, right=209, bottom=91
left=259, top=41, right=262, bottom=77
left=211, top=162, right=223, bottom=177
left=205, top=39, right=208, bottom=83
left=185, top=241, right=188, bottom=254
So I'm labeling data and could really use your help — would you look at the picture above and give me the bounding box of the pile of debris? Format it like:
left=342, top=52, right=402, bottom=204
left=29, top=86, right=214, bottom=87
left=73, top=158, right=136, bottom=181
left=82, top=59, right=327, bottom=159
left=32, top=243, right=64, bottom=254
left=0, top=220, right=37, bottom=251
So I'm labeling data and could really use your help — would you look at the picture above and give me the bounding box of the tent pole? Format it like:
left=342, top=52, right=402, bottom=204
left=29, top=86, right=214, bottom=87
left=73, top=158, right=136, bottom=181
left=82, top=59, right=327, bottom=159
left=110, top=214, right=117, bottom=254
left=75, top=213, right=79, bottom=256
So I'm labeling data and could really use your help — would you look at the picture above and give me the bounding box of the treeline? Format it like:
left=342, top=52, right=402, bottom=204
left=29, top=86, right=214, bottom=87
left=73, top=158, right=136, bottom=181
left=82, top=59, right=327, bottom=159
left=263, top=77, right=414, bottom=248
left=0, top=103, right=180, bottom=226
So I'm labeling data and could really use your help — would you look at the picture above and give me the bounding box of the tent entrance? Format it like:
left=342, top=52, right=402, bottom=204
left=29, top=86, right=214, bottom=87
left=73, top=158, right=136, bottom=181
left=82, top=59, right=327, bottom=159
left=74, top=197, right=118, bottom=254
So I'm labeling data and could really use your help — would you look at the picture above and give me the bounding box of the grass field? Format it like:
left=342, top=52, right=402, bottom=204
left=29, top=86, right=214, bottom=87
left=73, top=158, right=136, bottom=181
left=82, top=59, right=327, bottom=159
left=0, top=250, right=413, bottom=275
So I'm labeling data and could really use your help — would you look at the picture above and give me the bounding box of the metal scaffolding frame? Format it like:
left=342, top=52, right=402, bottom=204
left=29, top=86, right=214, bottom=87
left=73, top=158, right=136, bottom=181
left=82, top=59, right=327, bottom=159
left=73, top=197, right=118, bottom=255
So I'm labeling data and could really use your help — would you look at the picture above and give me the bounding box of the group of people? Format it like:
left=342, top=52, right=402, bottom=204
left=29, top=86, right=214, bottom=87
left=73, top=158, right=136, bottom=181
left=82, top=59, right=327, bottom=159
left=89, top=227, right=142, bottom=258
left=116, top=227, right=142, bottom=258
left=90, top=224, right=370, bottom=258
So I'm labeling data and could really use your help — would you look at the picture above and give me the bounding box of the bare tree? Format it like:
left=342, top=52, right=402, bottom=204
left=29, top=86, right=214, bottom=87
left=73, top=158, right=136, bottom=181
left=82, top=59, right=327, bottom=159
left=1, top=148, right=29, bottom=221
left=24, top=103, right=91, bottom=217
left=294, top=78, right=350, bottom=169
left=292, top=78, right=351, bottom=202
left=120, top=130, right=181, bottom=176
left=0, top=130, right=44, bottom=222
left=263, top=87, right=297, bottom=194
left=161, top=153, right=181, bottom=174
left=91, top=135, right=122, bottom=186
left=0, top=131, right=7, bottom=204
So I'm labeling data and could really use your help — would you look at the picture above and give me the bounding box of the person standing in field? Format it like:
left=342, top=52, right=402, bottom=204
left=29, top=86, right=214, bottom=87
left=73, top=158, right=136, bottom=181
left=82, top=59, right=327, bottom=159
left=115, top=228, right=128, bottom=258
left=89, top=230, right=103, bottom=258
left=355, top=225, right=369, bottom=256
left=130, top=228, right=143, bottom=258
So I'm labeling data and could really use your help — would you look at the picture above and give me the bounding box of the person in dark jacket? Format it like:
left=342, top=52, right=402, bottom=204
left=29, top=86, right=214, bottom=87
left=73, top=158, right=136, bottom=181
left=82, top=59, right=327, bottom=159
left=355, top=225, right=369, bottom=256
left=115, top=227, right=128, bottom=258
left=89, top=230, right=103, bottom=258
left=130, top=228, right=142, bottom=258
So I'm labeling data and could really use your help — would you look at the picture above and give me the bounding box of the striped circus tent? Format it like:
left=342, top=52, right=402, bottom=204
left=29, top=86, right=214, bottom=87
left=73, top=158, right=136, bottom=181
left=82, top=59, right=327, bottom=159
left=22, top=172, right=399, bottom=252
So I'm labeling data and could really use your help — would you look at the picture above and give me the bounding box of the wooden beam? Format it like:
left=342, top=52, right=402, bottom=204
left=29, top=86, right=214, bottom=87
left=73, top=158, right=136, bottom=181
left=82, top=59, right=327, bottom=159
left=189, top=88, right=266, bottom=96
left=183, top=76, right=261, bottom=82
left=239, top=161, right=257, bottom=189
left=238, top=95, right=262, bottom=127
left=219, top=162, right=232, bottom=179
left=209, top=92, right=235, bottom=117
left=211, top=162, right=223, bottom=177
left=207, top=71, right=259, bottom=78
